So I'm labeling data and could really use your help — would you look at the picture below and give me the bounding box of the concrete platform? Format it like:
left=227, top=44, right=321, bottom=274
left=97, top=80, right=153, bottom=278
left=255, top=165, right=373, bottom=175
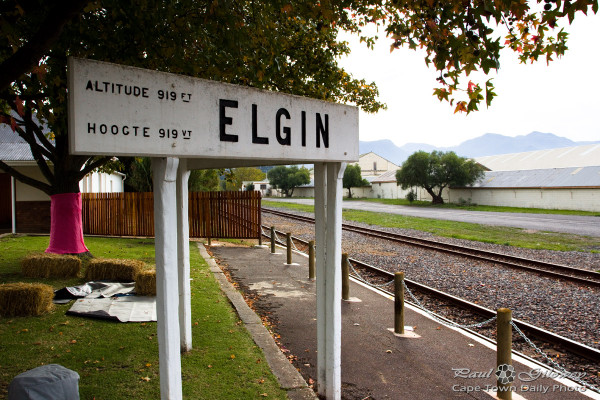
left=202, top=242, right=597, bottom=400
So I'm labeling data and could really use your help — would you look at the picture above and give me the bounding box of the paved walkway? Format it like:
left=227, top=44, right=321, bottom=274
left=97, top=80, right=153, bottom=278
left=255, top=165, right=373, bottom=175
left=265, top=198, right=600, bottom=237
left=202, top=242, right=597, bottom=400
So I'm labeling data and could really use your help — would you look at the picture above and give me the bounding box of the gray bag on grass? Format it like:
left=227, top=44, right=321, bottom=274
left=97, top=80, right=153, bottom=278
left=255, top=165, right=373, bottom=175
left=8, top=364, right=79, bottom=400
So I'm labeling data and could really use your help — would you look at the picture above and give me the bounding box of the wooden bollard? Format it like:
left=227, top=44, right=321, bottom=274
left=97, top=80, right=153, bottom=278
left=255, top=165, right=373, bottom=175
left=341, top=253, right=349, bottom=300
left=258, top=228, right=263, bottom=246
left=270, top=226, right=276, bottom=254
left=394, top=272, right=405, bottom=334
left=308, top=241, right=315, bottom=280
left=496, top=308, right=513, bottom=400
left=286, top=233, right=292, bottom=264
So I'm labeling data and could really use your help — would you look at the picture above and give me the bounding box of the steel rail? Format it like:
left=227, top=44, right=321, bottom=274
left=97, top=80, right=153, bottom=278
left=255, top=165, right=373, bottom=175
left=262, top=225, right=600, bottom=363
left=262, top=207, right=600, bottom=287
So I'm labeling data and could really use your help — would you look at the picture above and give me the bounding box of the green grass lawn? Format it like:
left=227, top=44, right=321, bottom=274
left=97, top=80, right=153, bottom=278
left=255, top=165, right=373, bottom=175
left=0, top=235, right=287, bottom=399
left=262, top=200, right=600, bottom=252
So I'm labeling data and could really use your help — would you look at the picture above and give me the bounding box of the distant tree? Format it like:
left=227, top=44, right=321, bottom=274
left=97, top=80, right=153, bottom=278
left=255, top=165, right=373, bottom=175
left=189, top=170, right=221, bottom=192
left=267, top=166, right=310, bottom=197
left=2, top=0, right=596, bottom=253
left=225, top=167, right=266, bottom=191
left=343, top=164, right=369, bottom=198
left=124, top=157, right=220, bottom=192
left=0, top=0, right=384, bottom=254
left=125, top=158, right=153, bottom=192
left=396, top=151, right=485, bottom=205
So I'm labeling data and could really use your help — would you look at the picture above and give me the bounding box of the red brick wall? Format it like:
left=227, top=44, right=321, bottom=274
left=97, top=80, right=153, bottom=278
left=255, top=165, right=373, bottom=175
left=16, top=201, right=51, bottom=233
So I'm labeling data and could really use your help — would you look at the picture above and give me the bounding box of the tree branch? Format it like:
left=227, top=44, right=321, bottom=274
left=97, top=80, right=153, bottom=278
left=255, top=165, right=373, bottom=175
left=3, top=104, right=56, bottom=163
left=12, top=121, right=56, bottom=186
left=12, top=121, right=56, bottom=166
left=25, top=110, right=56, bottom=159
left=0, top=160, right=53, bottom=195
left=76, top=156, right=113, bottom=181
left=0, top=92, right=48, bottom=101
left=0, top=0, right=91, bottom=91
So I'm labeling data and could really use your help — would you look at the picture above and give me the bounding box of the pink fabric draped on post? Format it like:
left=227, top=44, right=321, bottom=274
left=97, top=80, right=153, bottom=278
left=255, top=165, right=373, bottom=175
left=46, top=192, right=89, bottom=254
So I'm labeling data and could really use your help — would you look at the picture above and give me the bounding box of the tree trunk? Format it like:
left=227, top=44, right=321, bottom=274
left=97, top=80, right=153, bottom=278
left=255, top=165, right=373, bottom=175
left=45, top=192, right=89, bottom=254
left=431, top=195, right=444, bottom=204
left=347, top=187, right=352, bottom=198
left=425, top=187, right=445, bottom=205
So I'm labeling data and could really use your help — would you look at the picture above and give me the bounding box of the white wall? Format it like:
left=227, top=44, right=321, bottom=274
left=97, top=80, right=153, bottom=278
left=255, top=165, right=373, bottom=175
left=79, top=172, right=124, bottom=193
left=417, top=187, right=450, bottom=203
left=357, top=153, right=398, bottom=176
left=241, top=181, right=270, bottom=197
left=345, top=186, right=373, bottom=198
left=371, top=182, right=414, bottom=199
left=449, top=188, right=600, bottom=211
left=15, top=166, right=50, bottom=201
left=8, top=167, right=123, bottom=203
left=291, top=187, right=314, bottom=198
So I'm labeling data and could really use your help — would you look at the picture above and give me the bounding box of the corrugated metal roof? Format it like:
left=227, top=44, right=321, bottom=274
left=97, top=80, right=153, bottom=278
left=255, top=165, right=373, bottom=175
left=1, top=116, right=52, bottom=161
left=0, top=125, right=25, bottom=143
left=0, top=143, right=36, bottom=161
left=467, top=166, right=600, bottom=188
left=371, top=169, right=398, bottom=183
left=476, top=144, right=600, bottom=171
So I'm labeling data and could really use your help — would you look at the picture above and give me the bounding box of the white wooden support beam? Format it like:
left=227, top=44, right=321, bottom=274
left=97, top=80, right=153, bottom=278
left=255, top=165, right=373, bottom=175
left=314, top=162, right=346, bottom=399
left=176, top=159, right=192, bottom=352
left=11, top=176, right=16, bottom=234
left=152, top=157, right=183, bottom=400
left=324, top=162, right=345, bottom=399
left=314, top=162, right=327, bottom=394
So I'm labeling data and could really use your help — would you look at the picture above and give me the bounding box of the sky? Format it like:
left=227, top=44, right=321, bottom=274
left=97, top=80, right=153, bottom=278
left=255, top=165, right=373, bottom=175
left=338, top=10, right=600, bottom=148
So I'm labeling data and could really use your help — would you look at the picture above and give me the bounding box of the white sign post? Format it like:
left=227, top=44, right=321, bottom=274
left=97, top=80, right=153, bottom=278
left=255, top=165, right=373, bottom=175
left=68, top=57, right=358, bottom=400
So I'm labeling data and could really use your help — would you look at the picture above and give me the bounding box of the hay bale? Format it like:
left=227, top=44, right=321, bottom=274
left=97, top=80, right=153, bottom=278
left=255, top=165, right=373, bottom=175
left=21, top=253, right=81, bottom=279
left=85, top=258, right=144, bottom=282
left=0, top=283, right=54, bottom=317
left=135, top=269, right=156, bottom=296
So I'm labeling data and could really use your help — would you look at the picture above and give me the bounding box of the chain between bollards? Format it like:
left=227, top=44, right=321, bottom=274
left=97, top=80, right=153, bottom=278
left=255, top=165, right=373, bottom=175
left=270, top=226, right=276, bottom=254
left=286, top=232, right=292, bottom=264
left=394, top=272, right=405, bottom=335
left=342, top=253, right=349, bottom=300
left=497, top=308, right=512, bottom=400
left=308, top=240, right=315, bottom=280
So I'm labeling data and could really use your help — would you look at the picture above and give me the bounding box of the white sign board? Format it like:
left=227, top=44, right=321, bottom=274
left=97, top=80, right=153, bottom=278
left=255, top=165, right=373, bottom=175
left=68, top=57, right=359, bottom=162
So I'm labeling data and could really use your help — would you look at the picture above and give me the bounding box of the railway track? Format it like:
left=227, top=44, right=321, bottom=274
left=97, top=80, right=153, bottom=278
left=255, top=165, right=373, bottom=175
left=263, top=207, right=600, bottom=288
left=263, top=224, right=600, bottom=366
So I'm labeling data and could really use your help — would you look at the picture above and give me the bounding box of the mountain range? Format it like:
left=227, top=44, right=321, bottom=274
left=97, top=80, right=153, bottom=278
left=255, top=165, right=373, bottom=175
left=359, top=132, right=600, bottom=165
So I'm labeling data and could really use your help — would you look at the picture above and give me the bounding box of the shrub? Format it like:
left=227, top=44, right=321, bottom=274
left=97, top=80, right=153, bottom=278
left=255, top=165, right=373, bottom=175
left=406, top=190, right=417, bottom=203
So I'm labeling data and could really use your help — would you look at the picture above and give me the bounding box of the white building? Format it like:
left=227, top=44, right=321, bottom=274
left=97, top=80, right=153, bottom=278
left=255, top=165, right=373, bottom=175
left=449, top=144, right=600, bottom=212
left=450, top=166, right=600, bottom=212
left=357, top=152, right=399, bottom=177
left=0, top=126, right=125, bottom=233
left=370, top=170, right=411, bottom=199
left=241, top=180, right=271, bottom=196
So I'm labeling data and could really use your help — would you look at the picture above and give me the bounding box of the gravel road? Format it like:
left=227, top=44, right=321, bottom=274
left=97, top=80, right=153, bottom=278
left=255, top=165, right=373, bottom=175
left=267, top=198, right=600, bottom=237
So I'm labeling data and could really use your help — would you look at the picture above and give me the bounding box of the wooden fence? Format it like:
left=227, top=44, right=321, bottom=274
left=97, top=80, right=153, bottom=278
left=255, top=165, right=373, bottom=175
left=82, top=191, right=261, bottom=239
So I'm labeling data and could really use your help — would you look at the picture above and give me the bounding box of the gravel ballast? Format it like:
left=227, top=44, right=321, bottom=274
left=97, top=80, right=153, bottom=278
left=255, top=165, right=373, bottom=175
left=262, top=207, right=600, bottom=391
